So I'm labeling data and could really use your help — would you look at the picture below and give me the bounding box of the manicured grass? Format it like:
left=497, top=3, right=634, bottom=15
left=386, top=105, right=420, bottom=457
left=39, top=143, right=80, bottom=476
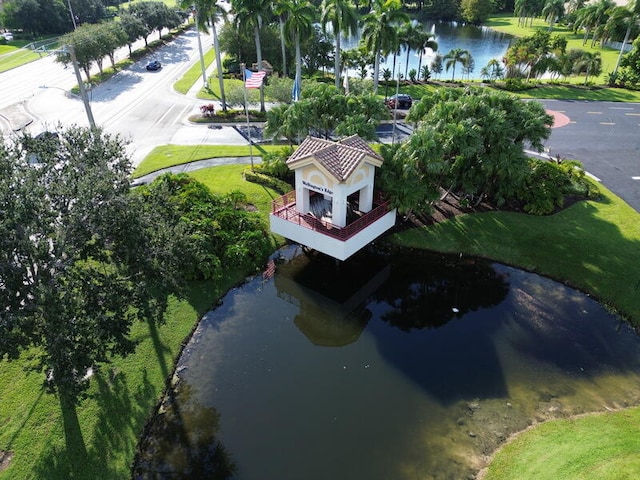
left=482, top=408, right=640, bottom=480
left=485, top=13, right=621, bottom=84
left=173, top=46, right=216, bottom=94
left=0, top=47, right=44, bottom=73
left=132, top=144, right=288, bottom=178
left=0, top=165, right=280, bottom=480
left=188, top=164, right=283, bottom=216
left=513, top=84, right=640, bottom=102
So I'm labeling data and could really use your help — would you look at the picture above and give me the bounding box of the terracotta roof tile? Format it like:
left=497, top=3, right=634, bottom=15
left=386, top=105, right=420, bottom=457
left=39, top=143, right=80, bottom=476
left=287, top=135, right=382, bottom=182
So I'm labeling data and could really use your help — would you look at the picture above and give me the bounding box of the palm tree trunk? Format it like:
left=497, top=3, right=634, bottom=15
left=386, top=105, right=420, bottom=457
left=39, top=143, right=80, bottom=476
left=210, top=15, right=227, bottom=111
left=404, top=47, right=411, bottom=80
left=279, top=18, right=287, bottom=77
left=613, top=21, right=633, bottom=76
left=335, top=25, right=342, bottom=88
left=254, top=23, right=265, bottom=113
left=373, top=41, right=381, bottom=93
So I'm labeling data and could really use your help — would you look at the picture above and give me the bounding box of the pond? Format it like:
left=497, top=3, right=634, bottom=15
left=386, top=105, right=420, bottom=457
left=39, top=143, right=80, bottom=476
left=342, top=21, right=513, bottom=80
left=133, top=246, right=640, bottom=479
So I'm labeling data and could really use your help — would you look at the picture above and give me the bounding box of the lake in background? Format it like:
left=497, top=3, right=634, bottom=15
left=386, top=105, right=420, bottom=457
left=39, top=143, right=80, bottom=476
left=341, top=20, right=512, bottom=80
left=133, top=246, right=640, bottom=480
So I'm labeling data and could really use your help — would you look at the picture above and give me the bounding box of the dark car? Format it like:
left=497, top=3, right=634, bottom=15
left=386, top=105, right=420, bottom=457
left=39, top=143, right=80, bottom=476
left=146, top=60, right=162, bottom=71
left=386, top=94, right=413, bottom=109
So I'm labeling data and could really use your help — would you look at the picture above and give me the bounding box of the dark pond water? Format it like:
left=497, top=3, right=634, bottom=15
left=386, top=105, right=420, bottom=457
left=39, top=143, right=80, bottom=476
left=133, top=246, right=640, bottom=480
left=342, top=21, right=513, bottom=80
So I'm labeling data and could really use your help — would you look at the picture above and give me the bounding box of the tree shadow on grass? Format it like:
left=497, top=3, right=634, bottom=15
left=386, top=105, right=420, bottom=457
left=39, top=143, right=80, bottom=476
left=31, top=369, right=155, bottom=480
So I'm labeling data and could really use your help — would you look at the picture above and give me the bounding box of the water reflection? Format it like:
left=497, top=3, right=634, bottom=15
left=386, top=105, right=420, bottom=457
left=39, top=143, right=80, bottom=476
left=275, top=250, right=390, bottom=346
left=132, top=382, right=236, bottom=479
left=134, top=246, right=640, bottom=480
left=342, top=21, right=513, bottom=80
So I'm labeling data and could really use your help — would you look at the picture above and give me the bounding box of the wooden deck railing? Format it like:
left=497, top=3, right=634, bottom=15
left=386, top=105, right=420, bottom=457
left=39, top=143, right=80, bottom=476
left=271, top=191, right=392, bottom=241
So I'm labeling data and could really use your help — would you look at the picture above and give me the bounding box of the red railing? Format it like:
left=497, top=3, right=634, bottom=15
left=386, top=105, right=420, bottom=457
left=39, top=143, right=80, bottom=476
left=271, top=191, right=392, bottom=241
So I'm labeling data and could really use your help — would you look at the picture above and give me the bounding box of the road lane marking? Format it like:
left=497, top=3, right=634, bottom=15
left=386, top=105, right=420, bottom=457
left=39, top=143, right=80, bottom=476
left=155, top=104, right=176, bottom=126
left=588, top=111, right=603, bottom=114
left=173, top=104, right=191, bottom=125
left=633, top=176, right=640, bottom=180
left=600, top=122, right=615, bottom=125
left=611, top=107, right=634, bottom=110
left=625, top=113, right=640, bottom=116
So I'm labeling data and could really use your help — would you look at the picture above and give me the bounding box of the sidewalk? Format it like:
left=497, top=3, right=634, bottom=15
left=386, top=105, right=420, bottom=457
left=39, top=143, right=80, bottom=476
left=132, top=155, right=262, bottom=186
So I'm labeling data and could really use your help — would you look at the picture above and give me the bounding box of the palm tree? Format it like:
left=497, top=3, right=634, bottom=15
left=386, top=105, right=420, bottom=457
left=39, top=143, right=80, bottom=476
left=431, top=53, right=443, bottom=79
left=273, top=0, right=293, bottom=77
left=198, top=0, right=230, bottom=111
left=613, top=0, right=640, bottom=75
left=399, top=21, right=423, bottom=80
left=575, top=50, right=602, bottom=84
left=285, top=0, right=316, bottom=100
left=360, top=0, right=408, bottom=93
left=484, top=58, right=504, bottom=80
left=574, top=4, right=600, bottom=44
left=443, top=48, right=470, bottom=81
left=515, top=0, right=543, bottom=26
left=590, top=0, right=616, bottom=46
left=321, top=0, right=359, bottom=89
left=416, top=30, right=438, bottom=80
left=231, top=0, right=270, bottom=112
left=542, top=0, right=565, bottom=30
left=181, top=2, right=209, bottom=89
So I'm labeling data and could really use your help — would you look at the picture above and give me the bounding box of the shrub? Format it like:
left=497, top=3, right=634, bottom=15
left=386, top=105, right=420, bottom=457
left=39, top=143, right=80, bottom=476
left=244, top=168, right=293, bottom=195
left=200, top=104, right=216, bottom=117
left=265, top=75, right=294, bottom=103
left=256, top=146, right=294, bottom=180
left=521, top=158, right=598, bottom=215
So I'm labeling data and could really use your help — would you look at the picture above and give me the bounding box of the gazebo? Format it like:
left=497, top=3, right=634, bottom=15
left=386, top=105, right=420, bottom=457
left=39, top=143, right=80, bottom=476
left=269, top=135, right=397, bottom=261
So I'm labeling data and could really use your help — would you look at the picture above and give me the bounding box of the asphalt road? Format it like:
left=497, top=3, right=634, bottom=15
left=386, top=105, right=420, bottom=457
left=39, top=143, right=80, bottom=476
left=538, top=99, right=640, bottom=212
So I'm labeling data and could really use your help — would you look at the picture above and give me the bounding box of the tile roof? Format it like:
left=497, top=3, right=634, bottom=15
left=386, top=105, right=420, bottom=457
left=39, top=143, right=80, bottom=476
left=287, top=135, right=383, bottom=182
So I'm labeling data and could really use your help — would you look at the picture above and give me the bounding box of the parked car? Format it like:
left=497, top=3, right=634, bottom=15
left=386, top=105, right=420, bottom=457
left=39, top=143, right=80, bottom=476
left=146, top=60, right=162, bottom=71
left=385, top=94, right=413, bottom=109
left=1, top=32, right=13, bottom=41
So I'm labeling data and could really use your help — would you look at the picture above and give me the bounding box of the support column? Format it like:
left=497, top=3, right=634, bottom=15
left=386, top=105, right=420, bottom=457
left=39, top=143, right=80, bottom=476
left=359, top=185, right=373, bottom=213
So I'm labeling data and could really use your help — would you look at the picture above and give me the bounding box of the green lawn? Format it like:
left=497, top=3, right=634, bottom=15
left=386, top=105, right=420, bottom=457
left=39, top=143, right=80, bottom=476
left=173, top=46, right=216, bottom=95
left=0, top=47, right=45, bottom=73
left=482, top=409, right=640, bottom=480
left=485, top=13, right=622, bottom=84
left=132, top=144, right=288, bottom=178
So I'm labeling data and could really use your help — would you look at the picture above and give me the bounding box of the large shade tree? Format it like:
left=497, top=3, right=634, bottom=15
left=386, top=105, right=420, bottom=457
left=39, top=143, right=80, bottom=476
left=264, top=83, right=388, bottom=142
left=0, top=126, right=188, bottom=408
left=392, top=88, right=554, bottom=210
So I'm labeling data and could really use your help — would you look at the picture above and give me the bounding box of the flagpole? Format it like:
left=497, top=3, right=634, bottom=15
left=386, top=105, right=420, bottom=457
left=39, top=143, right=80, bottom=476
left=242, top=63, right=255, bottom=171
left=392, top=71, right=400, bottom=145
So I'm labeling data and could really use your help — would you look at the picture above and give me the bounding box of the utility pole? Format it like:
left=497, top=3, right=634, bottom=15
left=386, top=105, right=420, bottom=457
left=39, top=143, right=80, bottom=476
left=67, top=0, right=77, bottom=29
left=67, top=45, right=96, bottom=129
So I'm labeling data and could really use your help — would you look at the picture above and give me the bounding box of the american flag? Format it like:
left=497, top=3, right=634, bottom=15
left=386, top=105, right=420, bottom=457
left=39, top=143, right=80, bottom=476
left=245, top=69, right=266, bottom=89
